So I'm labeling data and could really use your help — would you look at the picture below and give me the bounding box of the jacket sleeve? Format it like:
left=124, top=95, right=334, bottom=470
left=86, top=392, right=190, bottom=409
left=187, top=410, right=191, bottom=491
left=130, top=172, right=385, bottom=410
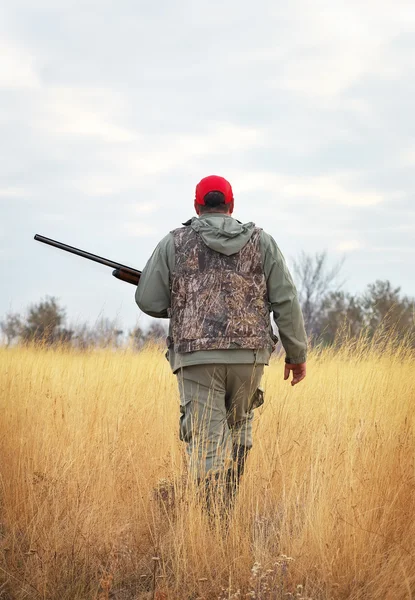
left=135, top=233, right=175, bottom=318
left=261, top=231, right=307, bottom=363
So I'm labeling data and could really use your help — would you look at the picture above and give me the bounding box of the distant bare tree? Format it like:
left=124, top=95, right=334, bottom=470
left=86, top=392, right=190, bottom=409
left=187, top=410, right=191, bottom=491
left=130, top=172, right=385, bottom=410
left=92, top=317, right=124, bottom=348
left=71, top=322, right=95, bottom=349
left=129, top=324, right=145, bottom=350
left=319, top=291, right=365, bottom=344
left=20, top=297, right=71, bottom=345
left=144, top=321, right=168, bottom=344
left=292, top=251, right=344, bottom=338
left=362, top=280, right=414, bottom=338
left=314, top=280, right=414, bottom=346
left=0, top=312, right=22, bottom=346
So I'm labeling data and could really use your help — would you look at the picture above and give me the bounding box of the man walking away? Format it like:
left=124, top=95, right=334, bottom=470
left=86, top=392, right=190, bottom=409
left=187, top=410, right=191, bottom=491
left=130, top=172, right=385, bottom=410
left=135, top=175, right=307, bottom=508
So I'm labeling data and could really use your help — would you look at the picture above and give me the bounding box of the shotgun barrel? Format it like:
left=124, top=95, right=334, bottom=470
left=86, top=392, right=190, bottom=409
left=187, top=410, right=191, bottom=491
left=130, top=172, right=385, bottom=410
left=34, top=234, right=141, bottom=285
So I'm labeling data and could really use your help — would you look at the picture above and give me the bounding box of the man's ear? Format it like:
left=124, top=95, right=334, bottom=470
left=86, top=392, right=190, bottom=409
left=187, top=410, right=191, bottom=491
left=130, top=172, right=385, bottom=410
left=228, top=200, right=234, bottom=215
left=194, top=200, right=201, bottom=215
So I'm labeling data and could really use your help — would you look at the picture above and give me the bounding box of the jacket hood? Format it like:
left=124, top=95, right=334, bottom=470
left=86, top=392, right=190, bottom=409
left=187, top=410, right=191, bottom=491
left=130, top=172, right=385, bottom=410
left=185, top=214, right=256, bottom=256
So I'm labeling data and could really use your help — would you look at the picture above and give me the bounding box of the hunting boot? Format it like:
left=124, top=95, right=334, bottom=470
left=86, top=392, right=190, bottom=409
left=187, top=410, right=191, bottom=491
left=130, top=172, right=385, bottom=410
left=198, top=471, right=225, bottom=517
left=225, top=444, right=251, bottom=508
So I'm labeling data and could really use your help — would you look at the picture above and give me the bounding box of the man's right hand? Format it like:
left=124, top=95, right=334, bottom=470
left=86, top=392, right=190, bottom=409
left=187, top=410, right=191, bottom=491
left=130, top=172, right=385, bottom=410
left=284, top=362, right=307, bottom=386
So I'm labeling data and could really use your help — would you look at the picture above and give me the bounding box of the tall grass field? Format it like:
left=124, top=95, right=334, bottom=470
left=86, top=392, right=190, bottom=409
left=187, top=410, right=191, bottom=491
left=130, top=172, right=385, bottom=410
left=0, top=337, right=414, bottom=599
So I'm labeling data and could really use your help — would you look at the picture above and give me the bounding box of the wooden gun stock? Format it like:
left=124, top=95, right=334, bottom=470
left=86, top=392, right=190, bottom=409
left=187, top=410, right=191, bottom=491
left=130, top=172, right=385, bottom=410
left=112, top=268, right=140, bottom=286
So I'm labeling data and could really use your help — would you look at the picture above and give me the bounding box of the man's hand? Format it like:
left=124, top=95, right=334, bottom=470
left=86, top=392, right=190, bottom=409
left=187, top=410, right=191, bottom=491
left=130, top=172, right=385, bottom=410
left=284, top=362, right=306, bottom=386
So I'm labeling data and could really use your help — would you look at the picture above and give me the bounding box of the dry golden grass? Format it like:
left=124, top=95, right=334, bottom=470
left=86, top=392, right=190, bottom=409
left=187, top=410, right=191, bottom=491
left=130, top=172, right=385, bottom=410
left=0, top=336, right=414, bottom=599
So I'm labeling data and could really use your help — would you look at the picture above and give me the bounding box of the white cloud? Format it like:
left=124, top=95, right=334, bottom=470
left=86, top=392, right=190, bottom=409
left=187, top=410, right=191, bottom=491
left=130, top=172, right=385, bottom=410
left=400, top=149, right=415, bottom=166
left=135, top=203, right=159, bottom=214
left=231, top=171, right=385, bottom=207
left=40, top=213, right=66, bottom=222
left=367, top=246, right=415, bottom=253
left=123, top=223, right=158, bottom=237
left=125, top=124, right=265, bottom=176
left=336, top=240, right=362, bottom=252
left=264, top=1, right=415, bottom=104
left=275, top=50, right=375, bottom=101
left=0, top=187, right=28, bottom=199
left=72, top=123, right=266, bottom=194
left=74, top=174, right=131, bottom=196
left=37, top=87, right=137, bottom=142
left=0, top=39, right=40, bottom=89
left=284, top=177, right=384, bottom=207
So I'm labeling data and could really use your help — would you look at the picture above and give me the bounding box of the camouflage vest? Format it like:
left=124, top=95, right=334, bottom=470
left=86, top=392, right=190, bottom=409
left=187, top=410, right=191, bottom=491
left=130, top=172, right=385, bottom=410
left=168, top=225, right=276, bottom=354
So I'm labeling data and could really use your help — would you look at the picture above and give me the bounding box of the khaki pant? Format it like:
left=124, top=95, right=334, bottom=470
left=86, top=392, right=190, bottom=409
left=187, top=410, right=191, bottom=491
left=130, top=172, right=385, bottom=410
left=176, top=363, right=264, bottom=479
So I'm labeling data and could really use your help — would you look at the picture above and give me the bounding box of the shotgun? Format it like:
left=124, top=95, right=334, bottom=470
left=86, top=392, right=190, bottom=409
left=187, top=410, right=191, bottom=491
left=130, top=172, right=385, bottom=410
left=34, top=234, right=141, bottom=286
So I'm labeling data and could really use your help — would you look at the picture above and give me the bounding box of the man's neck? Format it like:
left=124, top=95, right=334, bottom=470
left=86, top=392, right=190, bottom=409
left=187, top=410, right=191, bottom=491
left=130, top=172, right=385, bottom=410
left=198, top=212, right=232, bottom=218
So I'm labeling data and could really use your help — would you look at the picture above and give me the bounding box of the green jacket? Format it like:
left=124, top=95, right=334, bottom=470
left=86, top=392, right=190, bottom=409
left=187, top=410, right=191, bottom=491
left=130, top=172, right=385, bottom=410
left=135, top=214, right=307, bottom=372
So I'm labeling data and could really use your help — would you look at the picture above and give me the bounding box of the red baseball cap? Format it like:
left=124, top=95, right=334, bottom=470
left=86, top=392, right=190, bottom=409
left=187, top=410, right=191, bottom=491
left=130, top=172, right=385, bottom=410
left=195, top=175, right=234, bottom=205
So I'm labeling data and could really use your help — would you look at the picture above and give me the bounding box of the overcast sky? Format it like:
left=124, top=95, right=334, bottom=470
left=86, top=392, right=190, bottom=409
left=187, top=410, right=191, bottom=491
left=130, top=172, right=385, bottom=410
left=1, top=0, right=414, bottom=332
